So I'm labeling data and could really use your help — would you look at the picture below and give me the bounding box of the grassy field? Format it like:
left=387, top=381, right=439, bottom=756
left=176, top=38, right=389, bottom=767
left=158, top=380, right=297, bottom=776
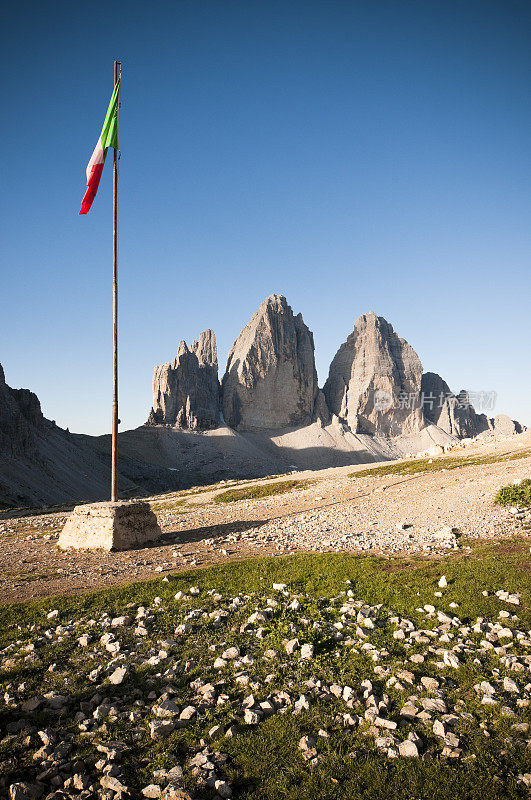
left=1, top=541, right=530, bottom=800
left=213, top=479, right=307, bottom=504
left=349, top=448, right=531, bottom=480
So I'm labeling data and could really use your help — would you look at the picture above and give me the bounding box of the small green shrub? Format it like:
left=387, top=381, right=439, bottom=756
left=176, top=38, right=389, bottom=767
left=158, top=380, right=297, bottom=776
left=493, top=479, right=531, bottom=508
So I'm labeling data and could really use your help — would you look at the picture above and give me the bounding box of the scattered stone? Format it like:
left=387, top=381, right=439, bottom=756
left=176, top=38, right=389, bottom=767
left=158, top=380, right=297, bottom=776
left=222, top=646, right=240, bottom=660
left=150, top=720, right=175, bottom=740
left=142, top=785, right=163, bottom=798
left=442, top=651, right=460, bottom=669
left=109, top=666, right=128, bottom=685
left=300, top=643, right=314, bottom=660
left=299, top=735, right=316, bottom=751
left=398, top=740, right=419, bottom=757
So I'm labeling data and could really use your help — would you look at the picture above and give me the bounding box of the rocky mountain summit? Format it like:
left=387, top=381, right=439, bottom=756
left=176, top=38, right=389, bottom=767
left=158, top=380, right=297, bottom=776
left=148, top=330, right=219, bottom=430
left=0, top=295, right=526, bottom=508
left=146, top=295, right=525, bottom=442
left=222, top=295, right=319, bottom=430
left=323, top=312, right=424, bottom=436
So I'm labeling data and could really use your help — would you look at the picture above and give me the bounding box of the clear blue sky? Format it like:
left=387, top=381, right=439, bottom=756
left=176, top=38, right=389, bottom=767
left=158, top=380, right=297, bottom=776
left=2, top=0, right=530, bottom=435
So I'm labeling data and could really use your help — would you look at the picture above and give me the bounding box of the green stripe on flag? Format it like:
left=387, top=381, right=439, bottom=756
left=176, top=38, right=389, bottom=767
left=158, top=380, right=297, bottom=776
left=100, top=79, right=120, bottom=152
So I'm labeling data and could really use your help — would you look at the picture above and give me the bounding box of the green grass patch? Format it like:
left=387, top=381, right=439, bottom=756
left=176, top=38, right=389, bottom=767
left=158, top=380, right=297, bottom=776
left=1, top=539, right=529, bottom=639
left=350, top=448, right=531, bottom=479
left=149, top=497, right=188, bottom=513
left=213, top=479, right=308, bottom=504
left=493, top=479, right=531, bottom=508
left=1, top=542, right=530, bottom=799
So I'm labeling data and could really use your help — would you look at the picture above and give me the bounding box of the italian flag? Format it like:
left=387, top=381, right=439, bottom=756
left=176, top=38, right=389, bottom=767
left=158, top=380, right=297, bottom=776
left=79, top=79, right=120, bottom=214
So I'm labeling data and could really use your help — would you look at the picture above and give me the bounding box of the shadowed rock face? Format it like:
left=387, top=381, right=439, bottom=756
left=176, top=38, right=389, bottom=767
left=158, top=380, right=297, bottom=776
left=147, top=330, right=219, bottom=430
left=420, top=372, right=491, bottom=438
left=222, top=295, right=319, bottom=430
left=323, top=312, right=425, bottom=436
left=0, top=362, right=44, bottom=457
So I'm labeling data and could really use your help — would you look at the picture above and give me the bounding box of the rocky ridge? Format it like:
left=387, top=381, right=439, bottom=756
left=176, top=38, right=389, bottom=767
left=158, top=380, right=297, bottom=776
left=421, top=372, right=524, bottom=439
left=420, top=372, right=490, bottom=438
left=148, top=330, right=219, bottom=430
left=0, top=364, right=180, bottom=509
left=0, top=363, right=45, bottom=458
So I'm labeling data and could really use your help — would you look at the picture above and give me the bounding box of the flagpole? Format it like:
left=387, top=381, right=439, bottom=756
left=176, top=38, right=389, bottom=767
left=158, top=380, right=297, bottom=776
left=111, top=60, right=121, bottom=502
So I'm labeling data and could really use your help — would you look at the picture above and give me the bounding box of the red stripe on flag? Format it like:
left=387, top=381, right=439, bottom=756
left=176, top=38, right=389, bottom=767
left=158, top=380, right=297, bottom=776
left=79, top=163, right=105, bottom=215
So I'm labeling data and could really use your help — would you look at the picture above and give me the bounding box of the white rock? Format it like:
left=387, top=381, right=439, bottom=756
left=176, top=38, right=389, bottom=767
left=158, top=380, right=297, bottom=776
left=294, top=694, right=311, bottom=712
left=300, top=643, right=314, bottom=660
left=109, top=666, right=127, bottom=685
left=111, top=615, right=132, bottom=627
left=398, top=740, right=419, bottom=757
left=222, top=646, right=240, bottom=660
left=438, top=576, right=448, bottom=588
left=142, top=785, right=162, bottom=798
left=374, top=717, right=397, bottom=730
left=179, top=705, right=197, bottom=722
left=442, top=651, right=460, bottom=669
left=420, top=676, right=440, bottom=691
left=503, top=677, right=519, bottom=693
left=299, top=735, right=316, bottom=750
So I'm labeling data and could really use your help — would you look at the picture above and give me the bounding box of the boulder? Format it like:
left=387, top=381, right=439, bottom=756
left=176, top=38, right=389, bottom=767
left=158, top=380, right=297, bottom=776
left=221, top=294, right=318, bottom=430
left=323, top=312, right=424, bottom=436
left=148, top=329, right=219, bottom=429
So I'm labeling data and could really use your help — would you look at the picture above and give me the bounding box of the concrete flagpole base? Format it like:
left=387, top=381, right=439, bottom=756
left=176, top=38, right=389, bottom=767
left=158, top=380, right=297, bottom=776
left=58, top=500, right=161, bottom=551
